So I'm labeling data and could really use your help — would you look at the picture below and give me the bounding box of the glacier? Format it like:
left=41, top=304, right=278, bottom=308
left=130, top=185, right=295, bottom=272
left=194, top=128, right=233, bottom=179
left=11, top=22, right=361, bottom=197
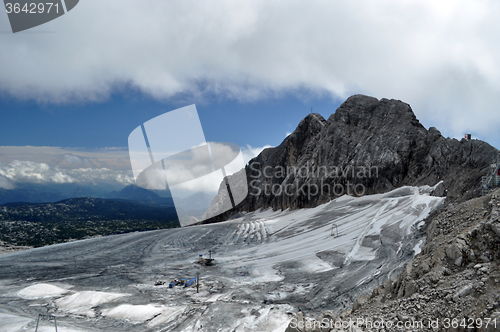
left=0, top=186, right=443, bottom=332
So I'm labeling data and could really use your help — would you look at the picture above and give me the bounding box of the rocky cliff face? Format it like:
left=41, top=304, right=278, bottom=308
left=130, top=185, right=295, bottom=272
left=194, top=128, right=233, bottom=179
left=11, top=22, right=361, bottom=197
left=205, top=95, right=497, bottom=223
left=285, top=187, right=500, bottom=332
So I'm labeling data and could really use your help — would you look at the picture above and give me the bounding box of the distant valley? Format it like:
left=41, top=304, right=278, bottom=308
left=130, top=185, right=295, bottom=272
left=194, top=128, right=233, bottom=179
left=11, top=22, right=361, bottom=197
left=0, top=184, right=220, bottom=248
left=0, top=189, right=180, bottom=248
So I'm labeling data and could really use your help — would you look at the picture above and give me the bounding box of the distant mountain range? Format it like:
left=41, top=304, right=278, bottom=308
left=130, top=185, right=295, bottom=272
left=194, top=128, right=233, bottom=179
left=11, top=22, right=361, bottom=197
left=107, top=185, right=174, bottom=207
left=0, top=183, right=173, bottom=206
left=0, top=180, right=222, bottom=222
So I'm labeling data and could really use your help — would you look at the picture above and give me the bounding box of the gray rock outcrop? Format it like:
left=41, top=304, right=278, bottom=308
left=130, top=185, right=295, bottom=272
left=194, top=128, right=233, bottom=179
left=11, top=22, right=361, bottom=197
left=204, top=95, right=498, bottom=224
left=288, top=188, right=500, bottom=331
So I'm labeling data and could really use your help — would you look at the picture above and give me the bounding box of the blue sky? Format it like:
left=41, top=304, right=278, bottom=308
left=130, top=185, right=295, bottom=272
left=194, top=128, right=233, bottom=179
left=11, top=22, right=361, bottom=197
left=1, top=0, right=500, bottom=191
left=0, top=87, right=342, bottom=150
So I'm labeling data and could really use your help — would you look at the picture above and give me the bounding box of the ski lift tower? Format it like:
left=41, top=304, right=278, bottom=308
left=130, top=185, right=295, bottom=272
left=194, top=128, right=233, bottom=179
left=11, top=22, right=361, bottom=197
left=481, top=152, right=500, bottom=195
left=331, top=223, right=338, bottom=238
left=482, top=176, right=489, bottom=196
left=35, top=314, right=58, bottom=332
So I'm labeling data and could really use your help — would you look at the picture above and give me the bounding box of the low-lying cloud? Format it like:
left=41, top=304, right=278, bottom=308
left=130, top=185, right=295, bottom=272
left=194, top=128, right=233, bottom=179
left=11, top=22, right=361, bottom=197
left=0, top=146, right=137, bottom=187
left=0, top=145, right=269, bottom=192
left=133, top=143, right=272, bottom=192
left=0, top=160, right=135, bottom=186
left=0, top=146, right=132, bottom=170
left=242, top=144, right=272, bottom=164
left=0, top=175, right=15, bottom=190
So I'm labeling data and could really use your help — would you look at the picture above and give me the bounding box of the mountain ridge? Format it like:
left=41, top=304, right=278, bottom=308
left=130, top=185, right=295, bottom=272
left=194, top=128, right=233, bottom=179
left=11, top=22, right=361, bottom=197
left=204, top=95, right=498, bottom=224
left=0, top=183, right=174, bottom=207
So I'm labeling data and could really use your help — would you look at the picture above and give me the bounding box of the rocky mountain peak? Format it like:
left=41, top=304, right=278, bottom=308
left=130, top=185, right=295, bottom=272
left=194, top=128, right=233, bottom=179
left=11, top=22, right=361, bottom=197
left=330, top=95, right=424, bottom=133
left=203, top=95, right=498, bottom=224
left=250, top=112, right=326, bottom=171
left=289, top=113, right=325, bottom=145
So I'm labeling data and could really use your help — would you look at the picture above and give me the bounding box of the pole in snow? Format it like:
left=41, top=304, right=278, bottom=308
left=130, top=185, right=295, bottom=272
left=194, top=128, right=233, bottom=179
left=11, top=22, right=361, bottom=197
left=196, top=272, right=200, bottom=293
left=331, top=223, right=338, bottom=237
left=35, top=314, right=57, bottom=332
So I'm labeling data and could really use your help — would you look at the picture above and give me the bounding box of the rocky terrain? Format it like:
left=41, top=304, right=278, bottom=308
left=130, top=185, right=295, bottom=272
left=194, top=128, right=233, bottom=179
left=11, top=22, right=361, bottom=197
left=285, top=187, right=500, bottom=332
left=204, top=95, right=498, bottom=224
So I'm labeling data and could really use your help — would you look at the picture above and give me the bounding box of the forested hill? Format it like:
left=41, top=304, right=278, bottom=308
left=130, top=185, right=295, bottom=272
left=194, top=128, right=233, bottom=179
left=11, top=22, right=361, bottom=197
left=0, top=197, right=179, bottom=247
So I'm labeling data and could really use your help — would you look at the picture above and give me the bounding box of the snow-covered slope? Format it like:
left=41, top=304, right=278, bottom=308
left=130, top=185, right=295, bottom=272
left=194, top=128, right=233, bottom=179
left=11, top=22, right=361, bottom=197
left=0, top=186, right=443, bottom=332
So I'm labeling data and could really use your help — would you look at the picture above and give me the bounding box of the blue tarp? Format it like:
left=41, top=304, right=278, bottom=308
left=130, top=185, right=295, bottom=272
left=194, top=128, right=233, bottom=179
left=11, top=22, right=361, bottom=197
left=185, top=277, right=197, bottom=287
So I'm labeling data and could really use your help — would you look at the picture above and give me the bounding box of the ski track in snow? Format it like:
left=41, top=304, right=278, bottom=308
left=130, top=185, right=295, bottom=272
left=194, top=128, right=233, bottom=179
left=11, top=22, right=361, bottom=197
left=0, top=186, right=443, bottom=332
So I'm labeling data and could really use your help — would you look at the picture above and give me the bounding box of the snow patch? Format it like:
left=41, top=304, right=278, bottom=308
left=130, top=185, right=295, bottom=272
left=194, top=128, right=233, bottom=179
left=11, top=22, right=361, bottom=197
left=300, top=256, right=334, bottom=273
left=0, top=313, right=31, bottom=332
left=33, top=326, right=88, bottom=332
left=55, top=291, right=129, bottom=317
left=17, top=283, right=69, bottom=299
left=414, top=239, right=424, bottom=255
left=102, top=304, right=163, bottom=322
left=206, top=293, right=225, bottom=302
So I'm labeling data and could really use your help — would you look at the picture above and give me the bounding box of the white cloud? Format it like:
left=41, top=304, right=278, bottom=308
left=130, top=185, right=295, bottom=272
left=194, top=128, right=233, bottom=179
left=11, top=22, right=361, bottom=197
left=0, top=160, right=134, bottom=186
left=0, top=146, right=135, bottom=186
left=0, top=146, right=131, bottom=170
left=242, top=144, right=272, bottom=164
left=63, top=154, right=92, bottom=167
left=1, top=0, right=500, bottom=144
left=51, top=171, right=75, bottom=184
left=0, top=145, right=268, bottom=191
left=134, top=143, right=269, bottom=193
left=0, top=175, right=15, bottom=190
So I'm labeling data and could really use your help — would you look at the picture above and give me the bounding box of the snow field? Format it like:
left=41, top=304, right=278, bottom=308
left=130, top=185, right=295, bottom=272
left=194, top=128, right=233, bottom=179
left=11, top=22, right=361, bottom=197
left=216, top=186, right=443, bottom=281
left=0, top=185, right=444, bottom=332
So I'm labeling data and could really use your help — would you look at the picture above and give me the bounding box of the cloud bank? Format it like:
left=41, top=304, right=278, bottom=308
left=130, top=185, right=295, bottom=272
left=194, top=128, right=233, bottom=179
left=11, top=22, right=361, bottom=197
left=0, top=146, right=135, bottom=187
left=0, top=175, right=15, bottom=190
left=1, top=0, right=500, bottom=143
left=0, top=145, right=268, bottom=192
left=242, top=144, right=272, bottom=164
left=0, top=160, right=135, bottom=187
left=0, top=146, right=132, bottom=170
